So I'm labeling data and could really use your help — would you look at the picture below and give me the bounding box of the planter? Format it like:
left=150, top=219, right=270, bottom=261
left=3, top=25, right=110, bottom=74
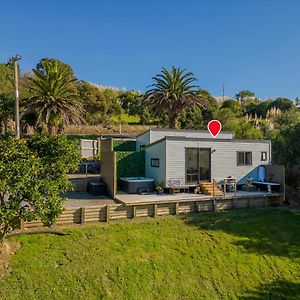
left=157, top=189, right=163, bottom=195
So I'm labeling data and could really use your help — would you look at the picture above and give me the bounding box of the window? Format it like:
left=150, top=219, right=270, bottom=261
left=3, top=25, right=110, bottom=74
left=237, top=152, right=252, bottom=166
left=151, top=158, right=160, bottom=167
left=261, top=151, right=267, bottom=161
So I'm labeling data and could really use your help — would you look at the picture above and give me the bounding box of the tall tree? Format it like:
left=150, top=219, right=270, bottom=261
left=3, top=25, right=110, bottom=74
left=235, top=90, right=255, bottom=104
left=0, top=62, right=14, bottom=93
left=143, top=66, right=207, bottom=128
left=0, top=92, right=14, bottom=134
left=26, top=59, right=85, bottom=133
left=270, top=97, right=295, bottom=112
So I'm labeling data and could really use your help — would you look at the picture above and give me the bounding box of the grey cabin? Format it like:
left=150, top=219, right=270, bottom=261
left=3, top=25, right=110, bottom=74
left=139, top=129, right=271, bottom=186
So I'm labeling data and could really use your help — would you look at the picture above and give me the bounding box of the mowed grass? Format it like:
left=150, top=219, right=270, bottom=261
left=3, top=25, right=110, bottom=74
left=1, top=209, right=300, bottom=299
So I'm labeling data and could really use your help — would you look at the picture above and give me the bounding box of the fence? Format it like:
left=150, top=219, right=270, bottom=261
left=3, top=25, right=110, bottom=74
left=22, top=194, right=282, bottom=230
left=80, top=139, right=100, bottom=158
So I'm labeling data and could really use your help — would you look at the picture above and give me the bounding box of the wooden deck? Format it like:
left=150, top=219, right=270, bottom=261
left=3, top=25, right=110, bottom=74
left=115, top=191, right=283, bottom=206
left=63, top=192, right=115, bottom=207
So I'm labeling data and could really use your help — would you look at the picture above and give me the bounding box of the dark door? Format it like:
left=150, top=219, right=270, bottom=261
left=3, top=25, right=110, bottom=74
left=186, top=148, right=211, bottom=183
left=199, top=148, right=211, bottom=181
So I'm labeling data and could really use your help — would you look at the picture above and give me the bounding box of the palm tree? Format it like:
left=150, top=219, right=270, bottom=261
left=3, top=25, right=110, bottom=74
left=26, top=59, right=85, bottom=134
left=0, top=92, right=14, bottom=134
left=144, top=66, right=207, bottom=128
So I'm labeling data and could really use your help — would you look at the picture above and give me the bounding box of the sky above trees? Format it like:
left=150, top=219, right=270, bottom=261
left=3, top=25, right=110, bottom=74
left=1, top=0, right=300, bottom=99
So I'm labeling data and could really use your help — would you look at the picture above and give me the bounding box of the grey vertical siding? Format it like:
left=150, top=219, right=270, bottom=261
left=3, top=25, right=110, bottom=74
left=166, top=139, right=271, bottom=184
left=136, top=131, right=150, bottom=151
left=145, top=140, right=166, bottom=183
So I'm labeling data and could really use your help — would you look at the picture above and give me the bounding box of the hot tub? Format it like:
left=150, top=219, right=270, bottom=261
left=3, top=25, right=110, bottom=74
left=120, top=177, right=154, bottom=194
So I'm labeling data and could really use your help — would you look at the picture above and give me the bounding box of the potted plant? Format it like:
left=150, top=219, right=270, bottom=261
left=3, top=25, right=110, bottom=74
left=155, top=182, right=164, bottom=195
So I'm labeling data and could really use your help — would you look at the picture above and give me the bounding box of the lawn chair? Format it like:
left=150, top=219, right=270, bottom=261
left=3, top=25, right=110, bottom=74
left=166, top=178, right=190, bottom=194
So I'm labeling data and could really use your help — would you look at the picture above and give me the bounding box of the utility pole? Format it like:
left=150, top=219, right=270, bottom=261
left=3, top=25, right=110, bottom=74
left=12, top=54, right=21, bottom=138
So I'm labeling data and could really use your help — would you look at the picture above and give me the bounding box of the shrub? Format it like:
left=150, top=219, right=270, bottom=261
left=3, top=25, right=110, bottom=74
left=0, top=135, right=80, bottom=241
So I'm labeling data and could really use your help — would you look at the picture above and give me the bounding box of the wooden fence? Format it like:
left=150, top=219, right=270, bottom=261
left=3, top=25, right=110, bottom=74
left=80, top=139, right=100, bottom=158
left=23, top=195, right=282, bottom=230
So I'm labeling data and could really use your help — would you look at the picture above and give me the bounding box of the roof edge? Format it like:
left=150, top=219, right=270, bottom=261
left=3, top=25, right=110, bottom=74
left=145, top=136, right=271, bottom=148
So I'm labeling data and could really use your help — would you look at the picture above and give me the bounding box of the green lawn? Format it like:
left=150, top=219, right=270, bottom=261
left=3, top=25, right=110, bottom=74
left=111, top=114, right=141, bottom=124
left=1, top=209, right=300, bottom=299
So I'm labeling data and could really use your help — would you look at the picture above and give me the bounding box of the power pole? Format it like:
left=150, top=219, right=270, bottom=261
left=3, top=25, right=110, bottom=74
left=12, top=54, right=21, bottom=138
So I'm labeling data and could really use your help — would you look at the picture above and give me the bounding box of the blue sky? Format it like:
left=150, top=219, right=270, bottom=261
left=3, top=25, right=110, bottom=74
left=1, top=0, right=300, bottom=99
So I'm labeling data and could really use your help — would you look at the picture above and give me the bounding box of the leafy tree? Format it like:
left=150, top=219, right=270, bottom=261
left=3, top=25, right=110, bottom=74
left=26, top=59, right=85, bottom=133
left=118, top=90, right=144, bottom=117
left=273, top=109, right=300, bottom=130
left=0, top=92, right=14, bottom=134
left=224, top=118, right=263, bottom=139
left=270, top=97, right=295, bottom=112
left=235, top=90, right=255, bottom=104
left=144, top=66, right=207, bottom=128
left=0, top=62, right=14, bottom=93
left=221, top=99, right=244, bottom=115
left=179, top=106, right=204, bottom=129
left=247, top=100, right=272, bottom=117
left=273, top=122, right=300, bottom=168
left=0, top=135, right=80, bottom=241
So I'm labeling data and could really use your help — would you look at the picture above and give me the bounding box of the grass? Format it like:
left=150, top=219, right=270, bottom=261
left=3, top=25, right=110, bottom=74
left=110, top=114, right=141, bottom=124
left=1, top=209, right=300, bottom=299
left=64, top=124, right=154, bottom=135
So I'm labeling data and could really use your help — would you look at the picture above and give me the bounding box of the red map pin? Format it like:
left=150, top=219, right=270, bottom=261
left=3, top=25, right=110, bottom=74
left=208, top=120, right=222, bottom=138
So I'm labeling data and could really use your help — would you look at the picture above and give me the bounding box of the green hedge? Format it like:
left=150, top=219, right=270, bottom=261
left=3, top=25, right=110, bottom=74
left=113, top=140, right=136, bottom=151
left=116, top=151, right=145, bottom=185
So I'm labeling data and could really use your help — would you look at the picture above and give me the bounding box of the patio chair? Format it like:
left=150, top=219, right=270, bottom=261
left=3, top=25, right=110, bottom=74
left=166, top=178, right=191, bottom=194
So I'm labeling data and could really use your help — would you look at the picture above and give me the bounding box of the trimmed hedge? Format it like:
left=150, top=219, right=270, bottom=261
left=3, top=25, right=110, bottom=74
left=113, top=140, right=136, bottom=152
left=116, top=151, right=145, bottom=184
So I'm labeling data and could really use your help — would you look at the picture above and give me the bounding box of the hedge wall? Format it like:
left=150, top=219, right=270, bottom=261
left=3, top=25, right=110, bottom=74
left=116, top=151, right=145, bottom=184
left=113, top=140, right=136, bottom=152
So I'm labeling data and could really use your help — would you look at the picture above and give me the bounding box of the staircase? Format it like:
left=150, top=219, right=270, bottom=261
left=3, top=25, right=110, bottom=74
left=200, top=181, right=223, bottom=196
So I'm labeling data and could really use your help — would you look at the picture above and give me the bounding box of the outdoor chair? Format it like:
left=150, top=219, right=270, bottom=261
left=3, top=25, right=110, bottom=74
left=166, top=178, right=190, bottom=194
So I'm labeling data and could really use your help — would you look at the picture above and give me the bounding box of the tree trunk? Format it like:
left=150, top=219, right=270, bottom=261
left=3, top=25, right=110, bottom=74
left=4, top=118, right=8, bottom=134
left=48, top=125, right=57, bottom=135
left=168, top=112, right=180, bottom=129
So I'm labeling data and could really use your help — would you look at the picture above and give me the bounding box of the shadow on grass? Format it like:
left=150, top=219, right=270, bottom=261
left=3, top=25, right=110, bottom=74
left=181, top=208, right=300, bottom=259
left=240, top=278, right=300, bottom=299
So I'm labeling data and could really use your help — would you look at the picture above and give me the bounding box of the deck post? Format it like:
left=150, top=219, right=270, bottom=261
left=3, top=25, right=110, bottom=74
left=195, top=202, right=199, bottom=213
left=106, top=205, right=110, bottom=222
left=80, top=207, right=85, bottom=224
left=20, top=219, right=25, bottom=230
left=213, top=198, right=217, bottom=211
left=234, top=179, right=237, bottom=199
left=232, top=198, right=236, bottom=209
left=132, top=206, right=137, bottom=218
left=175, top=202, right=179, bottom=215
left=153, top=204, right=157, bottom=217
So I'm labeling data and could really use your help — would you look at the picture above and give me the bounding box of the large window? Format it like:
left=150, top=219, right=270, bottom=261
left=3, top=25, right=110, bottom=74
left=237, top=152, right=252, bottom=166
left=151, top=158, right=160, bottom=167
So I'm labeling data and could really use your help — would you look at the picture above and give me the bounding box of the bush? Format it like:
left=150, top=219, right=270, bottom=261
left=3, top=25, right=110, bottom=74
left=0, top=135, right=80, bottom=240
left=113, top=140, right=136, bottom=151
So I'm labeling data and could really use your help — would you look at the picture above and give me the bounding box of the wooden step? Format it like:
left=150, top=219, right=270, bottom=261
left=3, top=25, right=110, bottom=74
left=200, top=182, right=223, bottom=196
